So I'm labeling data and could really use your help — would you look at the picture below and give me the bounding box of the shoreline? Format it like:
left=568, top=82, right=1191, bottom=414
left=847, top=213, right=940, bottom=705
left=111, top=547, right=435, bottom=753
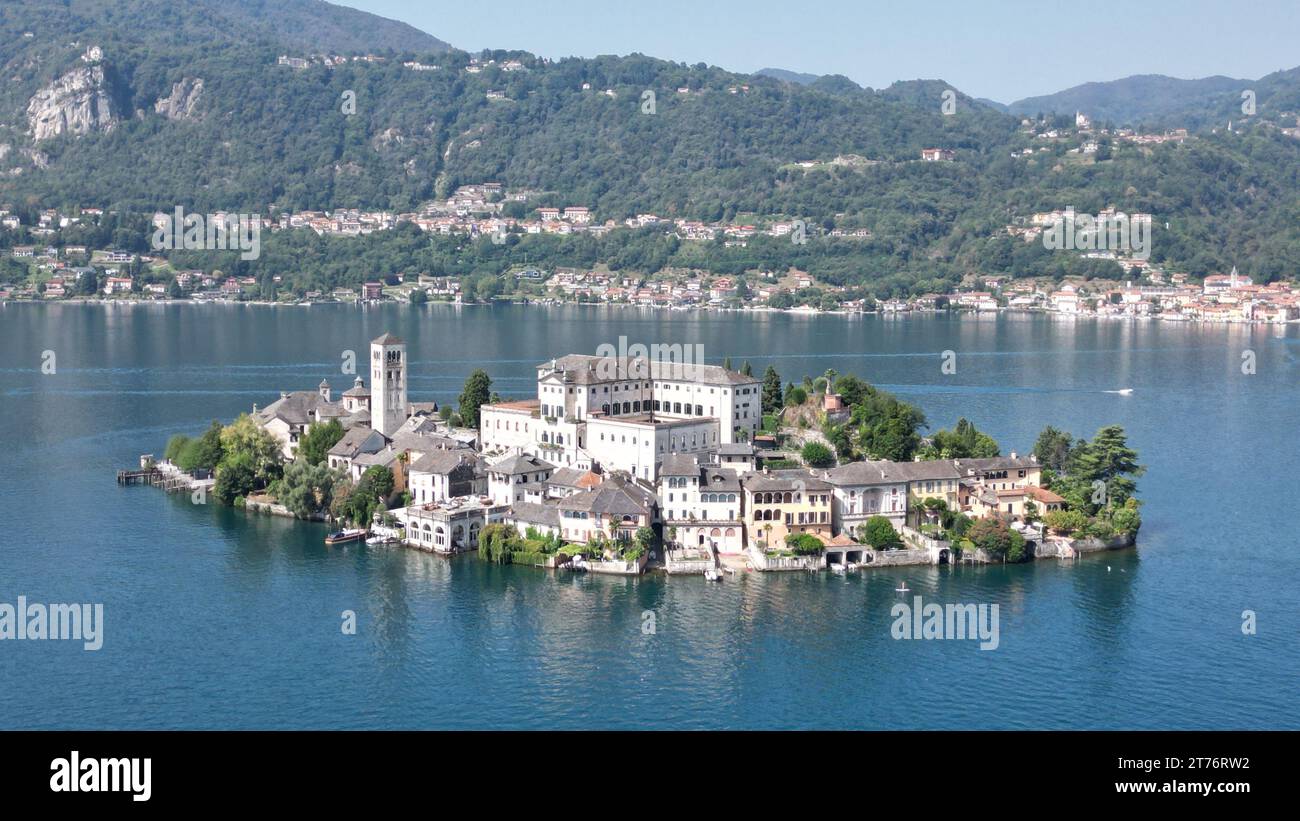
left=6, top=297, right=1297, bottom=326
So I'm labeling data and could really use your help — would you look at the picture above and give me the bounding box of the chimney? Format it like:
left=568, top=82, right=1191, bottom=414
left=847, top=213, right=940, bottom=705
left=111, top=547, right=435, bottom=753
left=1010, top=451, right=1018, bottom=459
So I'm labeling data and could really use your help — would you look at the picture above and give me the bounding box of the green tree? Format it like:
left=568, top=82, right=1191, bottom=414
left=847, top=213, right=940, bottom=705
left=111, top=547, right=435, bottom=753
left=800, top=441, right=835, bottom=467
left=164, top=434, right=191, bottom=463
left=859, top=516, right=902, bottom=549
left=297, top=418, right=344, bottom=466
left=634, top=526, right=656, bottom=554
left=178, top=421, right=225, bottom=473
left=279, top=461, right=339, bottom=518
left=213, top=452, right=258, bottom=505
left=967, top=518, right=1015, bottom=559
left=76, top=269, right=98, bottom=295
left=761, top=365, right=783, bottom=414
left=219, top=414, right=282, bottom=486
left=458, top=369, right=492, bottom=429
left=1033, top=426, right=1074, bottom=472
left=1069, top=425, right=1144, bottom=508
left=785, top=533, right=823, bottom=555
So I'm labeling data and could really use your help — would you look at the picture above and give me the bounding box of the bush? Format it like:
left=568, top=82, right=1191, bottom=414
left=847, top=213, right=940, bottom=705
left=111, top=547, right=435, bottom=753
left=967, top=518, right=1014, bottom=558
left=508, top=550, right=549, bottom=567
left=1043, top=509, right=1088, bottom=536
left=1006, top=529, right=1028, bottom=562
left=785, top=532, right=823, bottom=555
left=1082, top=519, right=1114, bottom=540
left=800, top=441, right=835, bottom=467
left=1111, top=504, right=1142, bottom=536
left=859, top=516, right=902, bottom=549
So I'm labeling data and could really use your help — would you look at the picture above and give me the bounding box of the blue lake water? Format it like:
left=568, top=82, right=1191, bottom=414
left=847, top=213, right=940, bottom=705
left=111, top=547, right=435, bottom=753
left=1, top=302, right=1297, bottom=729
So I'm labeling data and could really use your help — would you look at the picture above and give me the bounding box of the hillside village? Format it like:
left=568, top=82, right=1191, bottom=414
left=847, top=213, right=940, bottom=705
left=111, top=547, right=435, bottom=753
left=2, top=192, right=1296, bottom=322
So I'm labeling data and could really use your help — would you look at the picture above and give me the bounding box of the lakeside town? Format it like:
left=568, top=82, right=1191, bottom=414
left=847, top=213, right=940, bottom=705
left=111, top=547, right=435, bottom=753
left=123, top=332, right=1144, bottom=578
left=3, top=188, right=1296, bottom=323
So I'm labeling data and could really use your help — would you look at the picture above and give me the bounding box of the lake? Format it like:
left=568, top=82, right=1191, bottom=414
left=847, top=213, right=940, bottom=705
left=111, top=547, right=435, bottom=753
left=1, top=302, right=1297, bottom=729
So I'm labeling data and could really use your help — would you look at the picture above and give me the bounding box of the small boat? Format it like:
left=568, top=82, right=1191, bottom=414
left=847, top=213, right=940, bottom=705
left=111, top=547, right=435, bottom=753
left=831, top=563, right=847, bottom=575
left=325, top=528, right=366, bottom=545
left=704, top=568, right=722, bottom=582
left=895, top=582, right=910, bottom=593
left=365, top=534, right=397, bottom=546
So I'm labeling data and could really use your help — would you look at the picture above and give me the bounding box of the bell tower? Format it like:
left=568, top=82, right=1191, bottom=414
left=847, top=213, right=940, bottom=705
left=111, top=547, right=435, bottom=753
left=370, top=333, right=407, bottom=436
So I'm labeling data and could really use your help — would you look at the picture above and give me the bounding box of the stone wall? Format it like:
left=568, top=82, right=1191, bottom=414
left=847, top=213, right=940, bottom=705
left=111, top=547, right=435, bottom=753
left=862, top=548, right=932, bottom=567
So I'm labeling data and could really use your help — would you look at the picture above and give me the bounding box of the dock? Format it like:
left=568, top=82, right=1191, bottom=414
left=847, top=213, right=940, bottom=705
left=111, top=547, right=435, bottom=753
left=116, top=456, right=213, bottom=496
left=117, top=468, right=161, bottom=486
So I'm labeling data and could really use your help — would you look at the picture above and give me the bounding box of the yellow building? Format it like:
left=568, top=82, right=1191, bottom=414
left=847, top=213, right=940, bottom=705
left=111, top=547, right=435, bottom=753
left=742, top=469, right=833, bottom=548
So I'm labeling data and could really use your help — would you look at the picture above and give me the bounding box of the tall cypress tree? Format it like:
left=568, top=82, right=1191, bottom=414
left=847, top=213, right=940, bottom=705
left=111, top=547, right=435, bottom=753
left=762, top=365, right=782, bottom=415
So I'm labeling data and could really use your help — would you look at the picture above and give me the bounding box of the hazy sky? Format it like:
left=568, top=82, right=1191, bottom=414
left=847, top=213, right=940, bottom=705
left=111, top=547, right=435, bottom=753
left=337, top=0, right=1298, bottom=102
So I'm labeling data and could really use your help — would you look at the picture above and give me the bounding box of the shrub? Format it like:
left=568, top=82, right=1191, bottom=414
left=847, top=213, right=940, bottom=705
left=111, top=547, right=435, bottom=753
left=859, top=516, right=902, bottom=549
left=967, top=518, right=1014, bottom=558
left=1043, top=509, right=1088, bottom=536
left=800, top=441, right=835, bottom=467
left=785, top=532, right=824, bottom=555
left=1111, top=504, right=1142, bottom=535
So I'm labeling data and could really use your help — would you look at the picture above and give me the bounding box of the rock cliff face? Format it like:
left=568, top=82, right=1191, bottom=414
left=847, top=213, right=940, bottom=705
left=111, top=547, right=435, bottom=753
left=154, top=78, right=204, bottom=121
left=26, top=65, right=118, bottom=141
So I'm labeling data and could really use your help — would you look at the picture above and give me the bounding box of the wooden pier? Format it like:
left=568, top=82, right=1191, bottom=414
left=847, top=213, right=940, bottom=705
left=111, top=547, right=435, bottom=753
left=117, top=468, right=161, bottom=486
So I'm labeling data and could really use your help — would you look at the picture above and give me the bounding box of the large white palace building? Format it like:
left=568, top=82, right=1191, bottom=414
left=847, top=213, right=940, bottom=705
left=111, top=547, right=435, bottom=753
left=479, top=353, right=763, bottom=480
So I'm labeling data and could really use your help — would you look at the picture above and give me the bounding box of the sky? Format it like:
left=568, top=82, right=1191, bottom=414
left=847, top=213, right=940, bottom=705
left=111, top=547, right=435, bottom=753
left=337, top=0, right=1299, bottom=102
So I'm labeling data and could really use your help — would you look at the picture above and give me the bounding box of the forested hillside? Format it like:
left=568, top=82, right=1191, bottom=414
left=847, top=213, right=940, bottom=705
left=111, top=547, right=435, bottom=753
left=0, top=0, right=1297, bottom=291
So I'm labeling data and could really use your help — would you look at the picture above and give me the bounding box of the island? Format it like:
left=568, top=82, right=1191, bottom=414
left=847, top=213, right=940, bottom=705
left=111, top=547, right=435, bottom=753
left=123, top=332, right=1144, bottom=576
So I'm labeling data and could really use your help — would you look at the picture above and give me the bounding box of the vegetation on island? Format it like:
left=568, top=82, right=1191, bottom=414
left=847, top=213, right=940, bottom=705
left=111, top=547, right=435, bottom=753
left=1032, top=424, right=1145, bottom=540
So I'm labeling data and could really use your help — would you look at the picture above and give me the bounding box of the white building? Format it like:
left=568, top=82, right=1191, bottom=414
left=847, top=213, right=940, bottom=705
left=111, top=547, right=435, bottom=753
left=658, top=454, right=745, bottom=554
left=585, top=414, right=718, bottom=481
left=479, top=353, right=762, bottom=475
left=486, top=453, right=554, bottom=505
left=823, top=460, right=909, bottom=535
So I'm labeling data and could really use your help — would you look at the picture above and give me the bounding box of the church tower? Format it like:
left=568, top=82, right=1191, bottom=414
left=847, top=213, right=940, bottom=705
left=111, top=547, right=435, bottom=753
left=370, top=333, right=407, bottom=436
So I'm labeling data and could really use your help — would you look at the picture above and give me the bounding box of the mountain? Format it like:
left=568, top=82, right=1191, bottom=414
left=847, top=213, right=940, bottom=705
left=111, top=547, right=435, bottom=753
left=756, top=67, right=821, bottom=86
left=1007, top=74, right=1248, bottom=125
left=0, top=0, right=1296, bottom=293
left=0, top=0, right=450, bottom=54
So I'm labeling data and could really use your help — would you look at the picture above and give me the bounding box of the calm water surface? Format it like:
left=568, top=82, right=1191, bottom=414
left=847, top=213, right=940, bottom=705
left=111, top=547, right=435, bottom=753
left=1, top=303, right=1296, bottom=728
